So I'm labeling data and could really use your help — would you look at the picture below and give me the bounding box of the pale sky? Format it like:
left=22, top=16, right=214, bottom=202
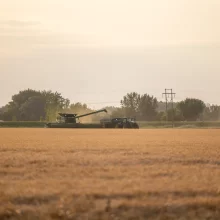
left=0, top=0, right=220, bottom=108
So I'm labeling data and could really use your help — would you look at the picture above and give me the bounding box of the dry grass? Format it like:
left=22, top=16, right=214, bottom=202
left=1, top=128, right=220, bottom=219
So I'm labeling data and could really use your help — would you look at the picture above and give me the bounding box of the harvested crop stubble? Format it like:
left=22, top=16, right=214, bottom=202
left=0, top=128, right=220, bottom=219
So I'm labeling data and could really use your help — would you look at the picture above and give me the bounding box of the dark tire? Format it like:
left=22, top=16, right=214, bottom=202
left=123, top=123, right=131, bottom=129
left=133, top=123, right=139, bottom=129
left=45, top=123, right=51, bottom=128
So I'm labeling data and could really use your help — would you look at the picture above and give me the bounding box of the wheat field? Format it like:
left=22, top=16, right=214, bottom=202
left=1, top=128, right=220, bottom=219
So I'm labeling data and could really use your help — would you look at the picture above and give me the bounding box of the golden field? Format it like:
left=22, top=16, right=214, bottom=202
left=1, top=128, right=220, bottom=219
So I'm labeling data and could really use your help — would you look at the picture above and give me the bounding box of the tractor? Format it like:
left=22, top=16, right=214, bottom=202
left=100, top=117, right=139, bottom=129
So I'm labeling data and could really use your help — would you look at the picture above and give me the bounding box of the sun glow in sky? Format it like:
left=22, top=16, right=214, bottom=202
left=0, top=0, right=220, bottom=107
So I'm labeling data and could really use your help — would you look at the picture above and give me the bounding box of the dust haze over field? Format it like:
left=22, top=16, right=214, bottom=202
left=1, top=128, right=220, bottom=219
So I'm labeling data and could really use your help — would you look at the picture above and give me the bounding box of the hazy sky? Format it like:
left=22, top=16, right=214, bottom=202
left=1, top=0, right=220, bottom=108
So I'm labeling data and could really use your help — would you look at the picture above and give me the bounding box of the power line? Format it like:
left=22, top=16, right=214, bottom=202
left=79, top=95, right=183, bottom=106
left=86, top=101, right=120, bottom=105
left=162, top=89, right=176, bottom=127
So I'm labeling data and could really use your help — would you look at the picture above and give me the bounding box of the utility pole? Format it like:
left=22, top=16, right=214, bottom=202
left=162, top=89, right=176, bottom=127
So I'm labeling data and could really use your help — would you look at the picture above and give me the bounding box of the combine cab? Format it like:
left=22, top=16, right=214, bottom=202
left=45, top=109, right=107, bottom=128
left=100, top=117, right=139, bottom=129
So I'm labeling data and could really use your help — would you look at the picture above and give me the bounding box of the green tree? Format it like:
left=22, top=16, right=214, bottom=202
left=1, top=89, right=70, bottom=121
left=159, top=108, right=184, bottom=121
left=41, top=90, right=69, bottom=121
left=4, top=89, right=42, bottom=121
left=139, top=94, right=158, bottom=120
left=177, top=98, right=205, bottom=121
left=19, top=96, right=46, bottom=121
left=120, top=92, right=158, bottom=120
left=120, top=92, right=141, bottom=117
left=12, top=89, right=42, bottom=107
left=0, top=106, right=7, bottom=120
left=202, top=105, right=220, bottom=121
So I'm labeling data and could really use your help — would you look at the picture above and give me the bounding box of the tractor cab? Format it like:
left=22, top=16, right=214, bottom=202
left=127, top=118, right=136, bottom=123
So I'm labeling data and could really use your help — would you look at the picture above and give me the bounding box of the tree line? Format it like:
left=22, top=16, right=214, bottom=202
left=0, top=89, right=220, bottom=122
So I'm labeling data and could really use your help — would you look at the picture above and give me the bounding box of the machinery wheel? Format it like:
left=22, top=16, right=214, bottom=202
left=45, top=123, right=51, bottom=128
left=115, top=123, right=123, bottom=128
left=133, top=123, right=139, bottom=129
left=123, top=123, right=128, bottom=129
left=123, top=123, right=132, bottom=129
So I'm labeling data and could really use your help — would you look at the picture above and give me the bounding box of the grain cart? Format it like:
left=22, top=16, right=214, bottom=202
left=45, top=109, right=107, bottom=128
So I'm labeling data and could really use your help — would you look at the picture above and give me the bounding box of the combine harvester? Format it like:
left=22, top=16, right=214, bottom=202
left=45, top=109, right=107, bottom=128
left=45, top=109, right=139, bottom=129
